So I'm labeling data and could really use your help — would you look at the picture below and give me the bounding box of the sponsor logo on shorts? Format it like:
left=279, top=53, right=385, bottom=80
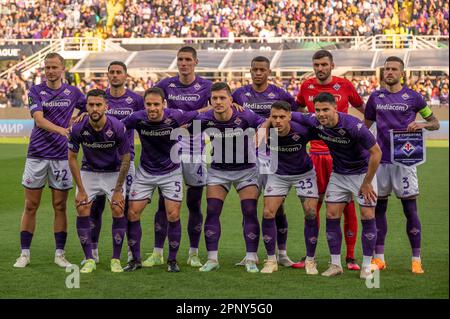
left=307, top=190, right=313, bottom=195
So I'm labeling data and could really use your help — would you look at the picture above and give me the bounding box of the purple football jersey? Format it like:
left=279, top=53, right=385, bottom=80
left=269, top=121, right=314, bottom=175
left=122, top=108, right=198, bottom=175
left=68, top=116, right=130, bottom=172
left=27, top=82, right=86, bottom=160
left=365, top=87, right=427, bottom=164
left=196, top=108, right=266, bottom=171
left=232, top=84, right=298, bottom=118
left=292, top=112, right=377, bottom=175
left=155, top=75, right=212, bottom=111
left=105, top=88, right=144, bottom=161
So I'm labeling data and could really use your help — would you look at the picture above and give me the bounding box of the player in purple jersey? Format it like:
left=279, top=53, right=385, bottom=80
left=364, top=57, right=440, bottom=274
left=195, top=82, right=266, bottom=273
left=147, top=46, right=213, bottom=268
left=82, top=61, right=144, bottom=265
left=259, top=101, right=320, bottom=274
left=14, top=53, right=86, bottom=269
left=292, top=93, right=382, bottom=279
left=232, top=56, right=299, bottom=267
left=68, top=89, right=131, bottom=273
left=122, top=87, right=202, bottom=272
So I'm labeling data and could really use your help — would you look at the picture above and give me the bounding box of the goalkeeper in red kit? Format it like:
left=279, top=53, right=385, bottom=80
left=293, top=50, right=365, bottom=270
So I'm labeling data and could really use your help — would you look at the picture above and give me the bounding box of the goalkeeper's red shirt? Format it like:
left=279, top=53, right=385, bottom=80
left=296, top=76, right=364, bottom=154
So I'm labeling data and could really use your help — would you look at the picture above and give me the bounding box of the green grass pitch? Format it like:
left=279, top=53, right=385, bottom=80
left=0, top=143, right=448, bottom=299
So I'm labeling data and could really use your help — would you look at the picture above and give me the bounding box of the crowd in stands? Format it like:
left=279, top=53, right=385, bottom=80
left=1, top=68, right=448, bottom=108
left=0, top=0, right=448, bottom=40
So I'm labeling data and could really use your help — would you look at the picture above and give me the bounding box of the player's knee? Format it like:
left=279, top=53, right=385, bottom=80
left=360, top=208, right=375, bottom=220
left=305, top=207, right=317, bottom=220
left=52, top=199, right=67, bottom=214
left=111, top=205, right=124, bottom=218
left=263, top=208, right=276, bottom=219
left=166, top=209, right=180, bottom=222
left=127, top=209, right=140, bottom=222
left=24, top=199, right=39, bottom=215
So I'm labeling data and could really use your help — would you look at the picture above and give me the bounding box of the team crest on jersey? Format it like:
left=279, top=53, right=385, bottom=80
left=194, top=83, right=201, bottom=90
left=82, top=130, right=90, bottom=136
left=401, top=141, right=416, bottom=157
left=131, top=190, right=137, bottom=198
left=333, top=83, right=341, bottom=91
left=308, top=96, right=314, bottom=102
left=292, top=134, right=300, bottom=141
left=266, top=186, right=273, bottom=193
left=63, top=88, right=71, bottom=96
left=25, top=178, right=32, bottom=185
left=245, top=92, right=252, bottom=97
left=126, top=97, right=133, bottom=104
left=338, top=128, right=346, bottom=136
left=106, top=129, right=114, bottom=138
left=234, top=117, right=242, bottom=125
left=164, top=118, right=173, bottom=125
left=402, top=93, right=410, bottom=100
left=169, top=83, right=177, bottom=88
left=308, top=84, right=315, bottom=89
left=268, top=92, right=275, bottom=98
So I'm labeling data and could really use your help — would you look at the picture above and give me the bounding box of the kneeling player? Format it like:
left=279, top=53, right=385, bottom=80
left=122, top=87, right=200, bottom=272
left=68, top=89, right=131, bottom=273
left=260, top=101, right=319, bottom=274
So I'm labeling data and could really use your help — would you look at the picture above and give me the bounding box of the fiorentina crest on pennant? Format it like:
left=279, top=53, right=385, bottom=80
left=390, top=130, right=426, bottom=167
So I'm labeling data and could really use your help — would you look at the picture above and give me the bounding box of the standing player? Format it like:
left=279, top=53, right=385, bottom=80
left=260, top=101, right=319, bottom=274
left=68, top=89, right=130, bottom=273
left=145, top=46, right=212, bottom=268
left=293, top=50, right=365, bottom=270
left=122, top=87, right=201, bottom=272
left=196, top=82, right=266, bottom=273
left=232, top=56, right=299, bottom=267
left=364, top=56, right=440, bottom=274
left=86, top=61, right=144, bottom=264
left=14, top=53, right=85, bottom=268
left=292, top=93, right=382, bottom=279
